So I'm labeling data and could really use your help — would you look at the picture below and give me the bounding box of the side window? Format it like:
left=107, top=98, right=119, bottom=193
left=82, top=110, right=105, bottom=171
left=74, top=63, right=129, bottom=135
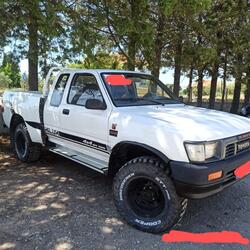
left=68, top=74, right=103, bottom=106
left=50, top=74, right=69, bottom=107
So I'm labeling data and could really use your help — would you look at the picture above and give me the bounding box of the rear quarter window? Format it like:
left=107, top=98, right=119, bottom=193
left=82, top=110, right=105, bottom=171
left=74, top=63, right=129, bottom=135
left=50, top=74, right=69, bottom=107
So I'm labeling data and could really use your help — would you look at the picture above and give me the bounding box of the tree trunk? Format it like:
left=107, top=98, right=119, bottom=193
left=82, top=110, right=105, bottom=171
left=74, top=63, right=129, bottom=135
left=197, top=68, right=203, bottom=107
left=230, top=75, right=242, bottom=113
left=221, top=52, right=227, bottom=110
left=151, top=13, right=165, bottom=78
left=230, top=0, right=245, bottom=113
left=209, top=63, right=219, bottom=109
left=173, top=38, right=182, bottom=97
left=187, top=66, right=193, bottom=102
left=27, top=10, right=39, bottom=91
left=127, top=36, right=136, bottom=71
left=230, top=55, right=243, bottom=114
left=244, top=68, right=250, bottom=105
left=151, top=67, right=160, bottom=78
left=127, top=0, right=138, bottom=71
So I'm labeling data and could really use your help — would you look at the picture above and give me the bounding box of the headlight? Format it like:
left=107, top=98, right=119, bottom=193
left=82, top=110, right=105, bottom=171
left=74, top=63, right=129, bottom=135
left=185, top=141, right=221, bottom=162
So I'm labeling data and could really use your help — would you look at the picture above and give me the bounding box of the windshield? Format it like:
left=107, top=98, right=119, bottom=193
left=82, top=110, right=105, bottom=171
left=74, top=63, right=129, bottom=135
left=101, top=73, right=180, bottom=107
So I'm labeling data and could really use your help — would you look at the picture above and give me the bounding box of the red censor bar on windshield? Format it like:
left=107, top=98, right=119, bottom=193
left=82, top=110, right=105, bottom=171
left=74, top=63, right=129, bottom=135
left=105, top=75, right=132, bottom=86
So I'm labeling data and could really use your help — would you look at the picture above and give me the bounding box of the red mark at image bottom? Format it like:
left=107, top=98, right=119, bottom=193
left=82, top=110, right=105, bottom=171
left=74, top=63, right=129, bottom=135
left=162, top=231, right=249, bottom=245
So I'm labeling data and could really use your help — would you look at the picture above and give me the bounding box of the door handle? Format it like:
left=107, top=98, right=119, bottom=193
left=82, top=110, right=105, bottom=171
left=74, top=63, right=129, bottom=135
left=62, top=109, right=70, bottom=115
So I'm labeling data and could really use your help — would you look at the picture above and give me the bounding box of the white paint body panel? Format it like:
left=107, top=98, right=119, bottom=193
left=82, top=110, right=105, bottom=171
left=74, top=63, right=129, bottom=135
left=2, top=69, right=250, bottom=168
left=43, top=71, right=112, bottom=166
left=108, top=104, right=250, bottom=162
left=2, top=91, right=43, bottom=143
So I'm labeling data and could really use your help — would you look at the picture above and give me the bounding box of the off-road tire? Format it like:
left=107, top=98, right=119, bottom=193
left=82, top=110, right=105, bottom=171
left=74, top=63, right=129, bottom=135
left=12, top=123, right=41, bottom=162
left=113, top=157, right=188, bottom=233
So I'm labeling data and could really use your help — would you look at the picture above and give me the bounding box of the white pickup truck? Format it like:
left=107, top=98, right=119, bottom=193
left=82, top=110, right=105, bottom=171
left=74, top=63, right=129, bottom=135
left=2, top=68, right=250, bottom=233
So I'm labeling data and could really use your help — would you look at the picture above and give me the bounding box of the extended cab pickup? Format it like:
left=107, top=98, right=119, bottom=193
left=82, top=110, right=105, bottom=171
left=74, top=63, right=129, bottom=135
left=2, top=68, right=250, bottom=233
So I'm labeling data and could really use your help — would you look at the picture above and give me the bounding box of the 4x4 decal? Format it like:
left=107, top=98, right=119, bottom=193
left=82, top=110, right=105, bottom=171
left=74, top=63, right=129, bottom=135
left=45, top=127, right=110, bottom=154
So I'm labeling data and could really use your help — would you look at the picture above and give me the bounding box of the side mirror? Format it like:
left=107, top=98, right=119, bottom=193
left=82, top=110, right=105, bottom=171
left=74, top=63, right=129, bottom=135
left=240, top=105, right=250, bottom=118
left=85, top=99, right=106, bottom=110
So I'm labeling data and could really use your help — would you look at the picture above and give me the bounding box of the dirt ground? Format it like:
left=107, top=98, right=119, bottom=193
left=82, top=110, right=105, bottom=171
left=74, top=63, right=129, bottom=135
left=0, top=135, right=249, bottom=250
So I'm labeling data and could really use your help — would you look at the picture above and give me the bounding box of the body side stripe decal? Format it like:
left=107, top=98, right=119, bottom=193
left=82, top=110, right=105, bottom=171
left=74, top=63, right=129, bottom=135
left=46, top=129, right=110, bottom=154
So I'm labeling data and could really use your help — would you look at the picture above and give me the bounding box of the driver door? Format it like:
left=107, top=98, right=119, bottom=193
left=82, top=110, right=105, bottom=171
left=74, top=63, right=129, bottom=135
left=46, top=72, right=111, bottom=170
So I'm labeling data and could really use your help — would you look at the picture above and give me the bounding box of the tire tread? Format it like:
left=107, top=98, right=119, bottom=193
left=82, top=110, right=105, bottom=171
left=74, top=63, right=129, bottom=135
left=13, top=123, right=41, bottom=163
left=113, top=156, right=188, bottom=233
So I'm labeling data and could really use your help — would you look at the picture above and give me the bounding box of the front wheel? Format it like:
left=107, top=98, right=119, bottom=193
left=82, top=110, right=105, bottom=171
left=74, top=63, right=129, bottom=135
left=113, top=157, right=187, bottom=233
left=12, top=123, right=41, bottom=162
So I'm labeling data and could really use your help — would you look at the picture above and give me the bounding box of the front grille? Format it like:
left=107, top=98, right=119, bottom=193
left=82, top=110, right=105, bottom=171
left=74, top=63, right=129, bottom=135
left=224, top=169, right=236, bottom=183
left=225, top=143, right=236, bottom=158
left=225, top=138, right=250, bottom=159
left=219, top=169, right=237, bottom=188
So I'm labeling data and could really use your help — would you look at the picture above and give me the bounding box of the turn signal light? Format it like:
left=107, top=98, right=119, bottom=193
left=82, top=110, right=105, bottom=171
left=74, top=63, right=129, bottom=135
left=208, top=171, right=222, bottom=181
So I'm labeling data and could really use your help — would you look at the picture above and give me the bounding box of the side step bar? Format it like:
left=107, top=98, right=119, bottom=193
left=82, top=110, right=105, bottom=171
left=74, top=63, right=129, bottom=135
left=49, top=147, right=108, bottom=175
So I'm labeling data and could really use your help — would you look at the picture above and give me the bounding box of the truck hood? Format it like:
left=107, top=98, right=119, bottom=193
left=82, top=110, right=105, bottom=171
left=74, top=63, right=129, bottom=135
left=119, top=104, right=250, bottom=141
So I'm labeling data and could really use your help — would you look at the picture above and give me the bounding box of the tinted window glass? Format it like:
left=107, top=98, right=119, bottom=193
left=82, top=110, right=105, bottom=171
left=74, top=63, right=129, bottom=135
left=68, top=74, right=103, bottom=106
left=50, top=74, right=69, bottom=107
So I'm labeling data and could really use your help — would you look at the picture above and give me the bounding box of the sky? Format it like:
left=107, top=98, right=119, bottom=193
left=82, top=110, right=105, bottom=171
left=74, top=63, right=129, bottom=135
left=20, top=59, right=28, bottom=74
left=159, top=68, right=190, bottom=87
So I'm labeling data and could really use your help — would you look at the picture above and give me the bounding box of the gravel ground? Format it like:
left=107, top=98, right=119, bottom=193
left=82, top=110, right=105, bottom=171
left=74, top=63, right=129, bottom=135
left=0, top=135, right=249, bottom=250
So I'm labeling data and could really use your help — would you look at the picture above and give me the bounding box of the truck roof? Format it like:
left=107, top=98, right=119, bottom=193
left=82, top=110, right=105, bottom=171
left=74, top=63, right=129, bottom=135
left=42, top=67, right=152, bottom=97
left=60, top=69, right=150, bottom=75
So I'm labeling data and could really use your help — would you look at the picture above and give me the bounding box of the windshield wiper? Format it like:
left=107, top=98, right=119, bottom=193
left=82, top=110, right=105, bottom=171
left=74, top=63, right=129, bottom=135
left=136, top=97, right=165, bottom=105
left=113, top=97, right=165, bottom=105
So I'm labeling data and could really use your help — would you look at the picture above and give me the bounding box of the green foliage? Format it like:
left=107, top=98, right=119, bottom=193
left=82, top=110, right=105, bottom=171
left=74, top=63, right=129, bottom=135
left=192, top=86, right=210, bottom=97
left=0, top=0, right=249, bottom=107
left=0, top=53, right=21, bottom=88
left=0, top=1, right=72, bottom=89
left=183, top=82, right=245, bottom=99
left=68, top=52, right=125, bottom=70
left=0, top=72, right=12, bottom=89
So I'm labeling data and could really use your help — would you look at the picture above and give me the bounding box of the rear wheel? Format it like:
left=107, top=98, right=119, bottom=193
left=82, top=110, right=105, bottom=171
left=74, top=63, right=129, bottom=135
left=12, top=123, right=41, bottom=162
left=113, top=157, right=187, bottom=233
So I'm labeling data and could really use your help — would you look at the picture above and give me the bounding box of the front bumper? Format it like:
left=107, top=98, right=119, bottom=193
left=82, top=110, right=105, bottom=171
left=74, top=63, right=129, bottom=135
left=170, top=150, right=250, bottom=199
